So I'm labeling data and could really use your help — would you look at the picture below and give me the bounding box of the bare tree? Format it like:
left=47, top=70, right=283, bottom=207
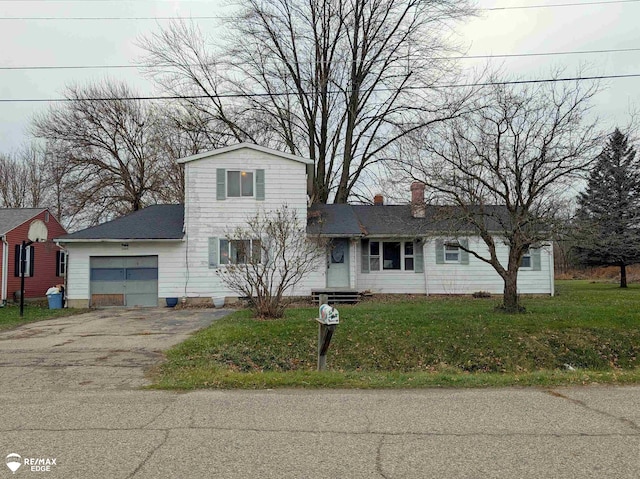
left=400, top=74, right=602, bottom=312
left=0, top=145, right=48, bottom=208
left=217, top=206, right=326, bottom=318
left=32, top=80, right=167, bottom=225
left=139, top=0, right=475, bottom=203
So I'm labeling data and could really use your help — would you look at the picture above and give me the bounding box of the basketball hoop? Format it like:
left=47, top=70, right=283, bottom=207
left=27, top=220, right=48, bottom=243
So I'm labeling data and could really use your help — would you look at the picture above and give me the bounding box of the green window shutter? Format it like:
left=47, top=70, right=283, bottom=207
left=256, top=169, right=265, bottom=201
left=208, top=237, right=218, bottom=268
left=216, top=169, right=226, bottom=200
left=435, top=239, right=444, bottom=264
left=414, top=240, right=424, bottom=273
left=361, top=239, right=370, bottom=273
left=460, top=239, right=469, bottom=265
left=532, top=248, right=542, bottom=271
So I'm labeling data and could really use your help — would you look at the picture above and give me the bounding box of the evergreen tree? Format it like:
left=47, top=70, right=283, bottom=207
left=574, top=128, right=640, bottom=287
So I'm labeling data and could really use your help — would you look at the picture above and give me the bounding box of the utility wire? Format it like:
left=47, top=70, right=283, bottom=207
left=0, top=73, right=634, bottom=103
left=1, top=0, right=638, bottom=20
left=3, top=47, right=640, bottom=71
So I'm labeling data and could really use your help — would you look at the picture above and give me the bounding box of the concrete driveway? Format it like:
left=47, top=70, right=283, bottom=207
left=0, top=307, right=229, bottom=392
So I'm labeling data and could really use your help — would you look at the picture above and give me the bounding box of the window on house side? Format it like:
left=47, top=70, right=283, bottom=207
left=227, top=170, right=254, bottom=197
left=56, top=251, right=66, bottom=277
left=370, top=241, right=380, bottom=271
left=521, top=250, right=532, bottom=269
left=444, top=243, right=460, bottom=263
left=220, top=239, right=261, bottom=264
left=17, top=245, right=32, bottom=277
left=404, top=242, right=414, bottom=271
left=367, top=241, right=416, bottom=271
left=383, top=242, right=401, bottom=270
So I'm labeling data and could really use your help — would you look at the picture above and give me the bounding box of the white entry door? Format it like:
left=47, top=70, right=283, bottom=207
left=326, top=239, right=350, bottom=288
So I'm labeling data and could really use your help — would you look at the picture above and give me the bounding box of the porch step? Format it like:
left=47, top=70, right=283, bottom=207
left=311, top=290, right=361, bottom=305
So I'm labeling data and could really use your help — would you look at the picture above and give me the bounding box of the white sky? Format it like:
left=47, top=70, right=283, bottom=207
left=1, top=0, right=639, bottom=153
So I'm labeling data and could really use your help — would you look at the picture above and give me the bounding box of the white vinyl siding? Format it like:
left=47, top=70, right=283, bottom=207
left=183, top=147, right=324, bottom=298
left=424, top=238, right=553, bottom=295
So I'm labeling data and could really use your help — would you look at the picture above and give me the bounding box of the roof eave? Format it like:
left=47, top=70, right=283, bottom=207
left=177, top=143, right=313, bottom=165
left=55, top=238, right=185, bottom=244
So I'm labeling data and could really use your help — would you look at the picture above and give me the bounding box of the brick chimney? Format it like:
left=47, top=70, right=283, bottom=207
left=410, top=182, right=426, bottom=218
left=373, top=194, right=384, bottom=206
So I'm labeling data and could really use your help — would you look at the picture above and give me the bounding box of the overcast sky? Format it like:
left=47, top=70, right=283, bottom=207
left=1, top=0, right=639, bottom=154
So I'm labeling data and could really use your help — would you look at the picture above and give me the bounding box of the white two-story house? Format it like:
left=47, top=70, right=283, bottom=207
left=57, top=143, right=554, bottom=308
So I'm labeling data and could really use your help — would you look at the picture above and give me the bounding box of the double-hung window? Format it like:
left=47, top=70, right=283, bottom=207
left=14, top=244, right=34, bottom=277
left=444, top=242, right=460, bottom=263
left=220, top=239, right=262, bottom=264
left=520, top=250, right=532, bottom=269
left=227, top=170, right=254, bottom=198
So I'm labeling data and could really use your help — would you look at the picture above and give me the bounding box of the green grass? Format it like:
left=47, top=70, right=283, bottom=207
left=0, top=302, right=87, bottom=330
left=151, top=280, right=640, bottom=389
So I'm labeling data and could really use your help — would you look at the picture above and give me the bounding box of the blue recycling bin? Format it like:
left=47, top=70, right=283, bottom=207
left=47, top=293, right=63, bottom=309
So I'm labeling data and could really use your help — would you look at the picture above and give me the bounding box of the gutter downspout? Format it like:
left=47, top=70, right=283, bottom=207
left=1, top=235, right=8, bottom=305
left=55, top=243, right=69, bottom=308
left=422, top=238, right=429, bottom=297
left=548, top=244, right=555, bottom=297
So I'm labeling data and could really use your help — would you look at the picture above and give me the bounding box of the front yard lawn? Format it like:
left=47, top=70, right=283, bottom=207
left=152, top=281, right=640, bottom=389
left=0, top=303, right=86, bottom=331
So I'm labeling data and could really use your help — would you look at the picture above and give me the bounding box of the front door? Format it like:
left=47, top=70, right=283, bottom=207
left=326, top=239, right=350, bottom=288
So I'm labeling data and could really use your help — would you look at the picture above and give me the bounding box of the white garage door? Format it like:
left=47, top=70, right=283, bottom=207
left=90, top=256, right=158, bottom=307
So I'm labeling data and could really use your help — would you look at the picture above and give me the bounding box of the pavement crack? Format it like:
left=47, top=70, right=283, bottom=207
left=142, top=403, right=172, bottom=429
left=546, top=389, right=640, bottom=432
left=376, top=435, right=389, bottom=479
left=126, top=429, right=169, bottom=479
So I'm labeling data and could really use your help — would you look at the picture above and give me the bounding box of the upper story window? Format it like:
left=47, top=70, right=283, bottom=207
left=227, top=170, right=254, bottom=197
left=217, top=168, right=265, bottom=201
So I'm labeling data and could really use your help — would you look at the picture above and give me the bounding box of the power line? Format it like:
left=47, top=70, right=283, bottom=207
left=486, top=0, right=640, bottom=9
left=1, top=0, right=638, bottom=20
left=3, top=47, right=640, bottom=71
left=0, top=73, right=634, bottom=103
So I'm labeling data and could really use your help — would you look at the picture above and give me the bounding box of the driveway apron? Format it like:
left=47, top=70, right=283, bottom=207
left=0, top=308, right=228, bottom=392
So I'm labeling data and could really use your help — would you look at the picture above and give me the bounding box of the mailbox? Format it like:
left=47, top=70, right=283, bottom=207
left=318, top=304, right=339, bottom=325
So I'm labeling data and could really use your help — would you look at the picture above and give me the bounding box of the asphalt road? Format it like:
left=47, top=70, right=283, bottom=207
left=1, top=310, right=639, bottom=478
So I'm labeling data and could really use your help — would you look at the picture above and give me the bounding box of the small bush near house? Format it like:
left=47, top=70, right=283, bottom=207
left=472, top=291, right=492, bottom=299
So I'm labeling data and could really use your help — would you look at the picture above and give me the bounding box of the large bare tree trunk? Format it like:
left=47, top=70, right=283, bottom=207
left=502, top=271, right=521, bottom=313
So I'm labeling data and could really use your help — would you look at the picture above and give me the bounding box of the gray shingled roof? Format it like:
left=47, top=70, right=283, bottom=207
left=57, top=202, right=508, bottom=242
left=308, top=204, right=510, bottom=237
left=57, top=204, right=184, bottom=241
left=0, top=208, right=45, bottom=235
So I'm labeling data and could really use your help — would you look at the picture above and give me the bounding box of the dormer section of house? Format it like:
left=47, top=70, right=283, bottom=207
left=177, top=143, right=315, bottom=298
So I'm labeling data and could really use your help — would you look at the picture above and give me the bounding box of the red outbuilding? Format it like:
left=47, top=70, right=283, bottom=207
left=0, top=208, right=67, bottom=303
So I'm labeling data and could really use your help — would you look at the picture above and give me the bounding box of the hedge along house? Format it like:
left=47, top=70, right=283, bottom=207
left=56, top=143, right=554, bottom=308
left=0, top=208, right=67, bottom=304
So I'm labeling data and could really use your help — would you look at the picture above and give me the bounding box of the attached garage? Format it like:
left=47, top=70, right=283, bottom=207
left=90, top=256, right=159, bottom=307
